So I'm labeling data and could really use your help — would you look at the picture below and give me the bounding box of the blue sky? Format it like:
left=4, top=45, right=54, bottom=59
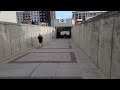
left=55, top=11, right=105, bottom=19
left=55, top=11, right=72, bottom=19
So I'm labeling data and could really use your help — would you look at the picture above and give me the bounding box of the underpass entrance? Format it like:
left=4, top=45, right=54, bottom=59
left=56, top=27, right=71, bottom=38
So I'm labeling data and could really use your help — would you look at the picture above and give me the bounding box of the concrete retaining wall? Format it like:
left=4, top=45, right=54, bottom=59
left=0, top=22, right=55, bottom=62
left=71, top=11, right=120, bottom=79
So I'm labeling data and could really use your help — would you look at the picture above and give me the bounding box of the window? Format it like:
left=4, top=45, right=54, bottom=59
left=79, top=16, right=81, bottom=19
left=83, top=17, right=85, bottom=20
left=94, top=13, right=96, bottom=15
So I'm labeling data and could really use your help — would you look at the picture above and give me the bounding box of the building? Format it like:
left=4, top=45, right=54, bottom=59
left=50, top=11, right=56, bottom=26
left=72, top=11, right=104, bottom=25
left=0, top=11, right=17, bottom=23
left=16, top=11, right=23, bottom=23
left=39, top=11, right=55, bottom=26
left=16, top=11, right=56, bottom=26
left=39, top=11, right=49, bottom=24
left=30, top=11, right=40, bottom=23
left=23, top=11, right=31, bottom=24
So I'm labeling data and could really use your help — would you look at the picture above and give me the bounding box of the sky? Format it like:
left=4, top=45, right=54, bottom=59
left=55, top=11, right=72, bottom=19
left=55, top=11, right=105, bottom=19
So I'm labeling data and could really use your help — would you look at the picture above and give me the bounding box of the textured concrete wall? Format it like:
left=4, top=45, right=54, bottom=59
left=98, top=17, right=114, bottom=77
left=71, top=11, right=120, bottom=79
left=111, top=13, right=120, bottom=79
left=90, top=20, right=100, bottom=65
left=0, top=23, right=11, bottom=60
left=0, top=22, right=54, bottom=62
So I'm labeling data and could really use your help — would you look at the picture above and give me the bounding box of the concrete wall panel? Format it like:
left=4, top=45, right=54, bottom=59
left=90, top=20, right=100, bottom=65
left=26, top=25, right=32, bottom=49
left=111, top=15, right=120, bottom=79
left=0, top=24, right=11, bottom=61
left=19, top=25, right=28, bottom=52
left=9, top=24, right=21, bottom=55
left=98, top=17, right=114, bottom=77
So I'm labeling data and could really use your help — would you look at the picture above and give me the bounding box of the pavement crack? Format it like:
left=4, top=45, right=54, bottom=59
left=26, top=63, right=41, bottom=78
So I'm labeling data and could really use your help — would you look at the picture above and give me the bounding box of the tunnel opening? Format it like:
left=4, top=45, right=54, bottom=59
left=56, top=27, right=71, bottom=38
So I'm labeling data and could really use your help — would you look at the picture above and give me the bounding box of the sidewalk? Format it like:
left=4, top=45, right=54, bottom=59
left=0, top=39, right=106, bottom=79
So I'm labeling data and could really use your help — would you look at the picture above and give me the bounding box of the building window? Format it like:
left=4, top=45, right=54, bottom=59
left=79, top=16, right=81, bottom=19
left=94, top=13, right=96, bottom=15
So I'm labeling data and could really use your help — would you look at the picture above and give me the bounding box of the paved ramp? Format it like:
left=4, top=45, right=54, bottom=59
left=0, top=39, right=106, bottom=79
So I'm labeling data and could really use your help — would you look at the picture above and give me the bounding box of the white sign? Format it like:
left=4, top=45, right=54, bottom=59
left=59, top=19, right=66, bottom=23
left=60, top=31, right=70, bottom=35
